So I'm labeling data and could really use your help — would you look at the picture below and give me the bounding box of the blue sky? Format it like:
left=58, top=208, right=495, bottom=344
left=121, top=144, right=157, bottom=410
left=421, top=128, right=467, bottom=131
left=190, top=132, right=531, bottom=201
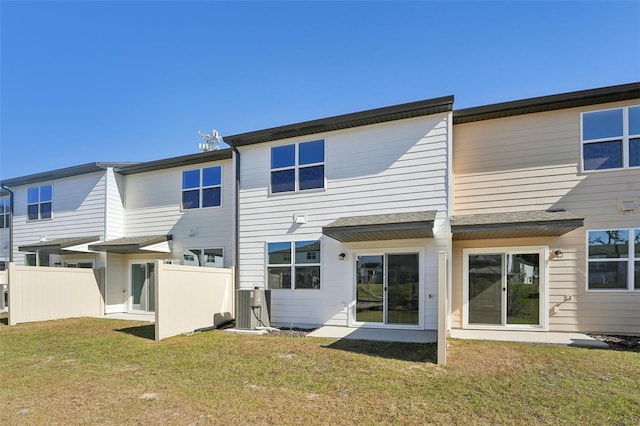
left=1, top=1, right=639, bottom=179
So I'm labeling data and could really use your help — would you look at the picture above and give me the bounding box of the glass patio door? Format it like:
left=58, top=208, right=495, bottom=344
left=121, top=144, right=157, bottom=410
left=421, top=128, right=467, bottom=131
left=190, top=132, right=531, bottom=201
left=467, top=251, right=542, bottom=327
left=131, top=262, right=155, bottom=312
left=355, top=253, right=419, bottom=325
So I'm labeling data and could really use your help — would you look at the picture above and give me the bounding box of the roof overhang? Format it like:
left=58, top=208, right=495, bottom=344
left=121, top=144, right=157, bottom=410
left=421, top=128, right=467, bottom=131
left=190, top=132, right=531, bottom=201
left=322, top=211, right=436, bottom=243
left=451, top=211, right=584, bottom=240
left=88, top=235, right=173, bottom=254
left=18, top=236, right=102, bottom=253
left=225, top=96, right=454, bottom=147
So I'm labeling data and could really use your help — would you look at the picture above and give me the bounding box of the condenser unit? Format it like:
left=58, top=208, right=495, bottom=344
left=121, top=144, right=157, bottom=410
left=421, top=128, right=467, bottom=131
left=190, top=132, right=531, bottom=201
left=236, top=288, right=271, bottom=330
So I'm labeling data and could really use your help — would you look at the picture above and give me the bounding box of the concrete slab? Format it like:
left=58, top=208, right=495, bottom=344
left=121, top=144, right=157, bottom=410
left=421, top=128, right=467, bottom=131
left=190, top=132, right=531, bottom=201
left=223, top=328, right=269, bottom=336
left=100, top=313, right=155, bottom=322
left=449, top=329, right=608, bottom=349
left=307, top=326, right=437, bottom=343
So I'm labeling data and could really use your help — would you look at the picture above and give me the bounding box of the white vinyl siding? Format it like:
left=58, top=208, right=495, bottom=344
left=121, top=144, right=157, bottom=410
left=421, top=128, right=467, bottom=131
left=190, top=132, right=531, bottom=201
left=124, top=159, right=234, bottom=267
left=238, top=113, right=451, bottom=328
left=453, top=99, right=640, bottom=334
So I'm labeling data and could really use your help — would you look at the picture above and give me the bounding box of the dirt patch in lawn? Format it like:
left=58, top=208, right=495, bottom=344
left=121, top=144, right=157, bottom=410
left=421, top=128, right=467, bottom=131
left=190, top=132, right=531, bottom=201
left=590, top=334, right=640, bottom=352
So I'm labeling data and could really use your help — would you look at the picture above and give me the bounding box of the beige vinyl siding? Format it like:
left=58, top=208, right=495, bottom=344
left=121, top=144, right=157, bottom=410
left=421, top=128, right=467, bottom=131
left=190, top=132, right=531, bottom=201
left=238, top=113, right=451, bottom=328
left=11, top=171, right=108, bottom=265
left=123, top=159, right=234, bottom=266
left=453, top=99, right=640, bottom=334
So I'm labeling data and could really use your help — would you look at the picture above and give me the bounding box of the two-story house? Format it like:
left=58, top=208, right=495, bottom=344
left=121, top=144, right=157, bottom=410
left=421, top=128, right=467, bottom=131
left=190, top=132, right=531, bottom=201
left=225, top=96, right=453, bottom=332
left=451, top=82, right=640, bottom=335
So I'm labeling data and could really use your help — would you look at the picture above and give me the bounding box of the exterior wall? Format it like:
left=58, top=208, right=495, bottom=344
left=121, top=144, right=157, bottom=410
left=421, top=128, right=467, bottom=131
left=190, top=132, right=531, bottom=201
left=123, top=159, right=234, bottom=267
left=238, top=113, right=451, bottom=328
left=11, top=171, right=108, bottom=265
left=155, top=262, right=234, bottom=340
left=8, top=263, right=104, bottom=325
left=452, top=99, right=640, bottom=334
left=105, top=168, right=125, bottom=240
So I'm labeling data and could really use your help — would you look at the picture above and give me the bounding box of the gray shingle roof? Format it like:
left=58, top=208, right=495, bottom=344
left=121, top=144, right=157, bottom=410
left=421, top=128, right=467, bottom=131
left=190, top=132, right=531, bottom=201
left=323, top=211, right=437, bottom=242
left=88, top=235, right=172, bottom=254
left=18, top=235, right=102, bottom=253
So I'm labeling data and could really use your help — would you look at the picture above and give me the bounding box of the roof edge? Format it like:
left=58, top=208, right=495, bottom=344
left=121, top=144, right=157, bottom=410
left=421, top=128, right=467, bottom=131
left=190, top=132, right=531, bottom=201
left=453, top=81, right=640, bottom=124
left=1, top=162, right=136, bottom=187
left=225, top=95, right=454, bottom=146
left=116, top=149, right=233, bottom=175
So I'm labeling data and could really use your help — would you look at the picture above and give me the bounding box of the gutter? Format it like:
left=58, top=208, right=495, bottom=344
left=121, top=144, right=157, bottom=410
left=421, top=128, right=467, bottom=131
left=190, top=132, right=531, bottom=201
left=0, top=184, right=14, bottom=263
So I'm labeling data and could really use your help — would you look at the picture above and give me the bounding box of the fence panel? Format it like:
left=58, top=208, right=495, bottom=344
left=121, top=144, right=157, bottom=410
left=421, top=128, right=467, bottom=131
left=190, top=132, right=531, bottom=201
left=155, top=262, right=234, bottom=341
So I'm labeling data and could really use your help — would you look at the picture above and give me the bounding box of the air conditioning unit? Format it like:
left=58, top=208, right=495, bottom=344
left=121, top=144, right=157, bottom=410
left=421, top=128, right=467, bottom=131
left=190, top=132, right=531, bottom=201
left=236, top=288, right=271, bottom=330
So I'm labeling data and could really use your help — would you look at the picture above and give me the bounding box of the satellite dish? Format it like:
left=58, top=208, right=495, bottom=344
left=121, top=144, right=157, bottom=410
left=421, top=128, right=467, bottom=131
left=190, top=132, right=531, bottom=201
left=198, top=129, right=221, bottom=152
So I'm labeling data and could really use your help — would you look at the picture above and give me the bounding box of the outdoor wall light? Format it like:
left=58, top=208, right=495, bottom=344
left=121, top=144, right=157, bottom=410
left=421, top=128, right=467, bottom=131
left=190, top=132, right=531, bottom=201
left=338, top=253, right=346, bottom=260
left=553, top=249, right=564, bottom=258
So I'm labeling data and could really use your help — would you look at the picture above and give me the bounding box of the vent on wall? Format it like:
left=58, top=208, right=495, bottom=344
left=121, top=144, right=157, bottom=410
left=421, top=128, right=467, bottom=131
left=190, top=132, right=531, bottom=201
left=618, top=198, right=638, bottom=212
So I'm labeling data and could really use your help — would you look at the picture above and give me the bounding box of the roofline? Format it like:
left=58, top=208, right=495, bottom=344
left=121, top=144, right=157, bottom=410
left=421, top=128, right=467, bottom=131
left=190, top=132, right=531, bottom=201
left=116, top=149, right=233, bottom=175
left=453, top=81, right=640, bottom=124
left=0, top=162, right=136, bottom=187
left=224, top=95, right=454, bottom=147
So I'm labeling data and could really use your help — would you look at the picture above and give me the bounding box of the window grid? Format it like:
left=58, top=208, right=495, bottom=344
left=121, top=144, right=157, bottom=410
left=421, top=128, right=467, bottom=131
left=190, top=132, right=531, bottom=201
left=0, top=199, right=9, bottom=228
left=27, top=184, right=53, bottom=221
left=181, top=166, right=222, bottom=210
left=581, top=105, right=640, bottom=171
left=587, top=229, right=638, bottom=291
left=267, top=240, right=321, bottom=290
left=270, top=140, right=325, bottom=193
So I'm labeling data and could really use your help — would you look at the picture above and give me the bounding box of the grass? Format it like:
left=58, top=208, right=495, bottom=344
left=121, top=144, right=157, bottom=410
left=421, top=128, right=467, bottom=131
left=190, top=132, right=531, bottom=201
left=1, top=315, right=639, bottom=425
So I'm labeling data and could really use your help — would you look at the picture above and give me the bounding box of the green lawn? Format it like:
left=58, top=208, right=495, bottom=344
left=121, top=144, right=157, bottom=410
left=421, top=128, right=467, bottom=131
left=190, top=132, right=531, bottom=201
left=1, top=315, right=639, bottom=425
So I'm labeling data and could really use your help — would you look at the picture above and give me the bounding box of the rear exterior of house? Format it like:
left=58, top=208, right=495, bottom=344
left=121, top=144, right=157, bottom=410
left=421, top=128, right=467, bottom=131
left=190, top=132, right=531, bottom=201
left=227, top=96, right=453, bottom=331
left=0, top=163, right=129, bottom=271
left=94, top=150, right=235, bottom=314
left=451, top=83, right=640, bottom=335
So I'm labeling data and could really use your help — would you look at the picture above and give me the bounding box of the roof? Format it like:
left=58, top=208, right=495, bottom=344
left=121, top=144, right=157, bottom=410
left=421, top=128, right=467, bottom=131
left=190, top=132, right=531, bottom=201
left=453, top=81, right=640, bottom=124
left=117, top=149, right=232, bottom=175
left=451, top=210, right=584, bottom=240
left=1, top=162, right=135, bottom=187
left=18, top=236, right=102, bottom=253
left=88, top=235, right=173, bottom=254
left=322, top=211, right=437, bottom=242
left=225, top=96, right=454, bottom=147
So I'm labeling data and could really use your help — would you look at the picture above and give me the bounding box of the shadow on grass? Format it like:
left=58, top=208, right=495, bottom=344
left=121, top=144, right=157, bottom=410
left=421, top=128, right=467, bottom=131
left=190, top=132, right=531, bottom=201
left=116, top=324, right=155, bottom=341
left=0, top=316, right=7, bottom=326
left=323, top=339, right=437, bottom=363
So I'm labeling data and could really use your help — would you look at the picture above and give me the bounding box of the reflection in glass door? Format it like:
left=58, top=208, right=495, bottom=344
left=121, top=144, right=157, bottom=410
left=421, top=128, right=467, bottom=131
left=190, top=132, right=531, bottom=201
left=131, top=263, right=155, bottom=312
left=468, top=251, right=541, bottom=327
left=356, top=254, right=419, bottom=325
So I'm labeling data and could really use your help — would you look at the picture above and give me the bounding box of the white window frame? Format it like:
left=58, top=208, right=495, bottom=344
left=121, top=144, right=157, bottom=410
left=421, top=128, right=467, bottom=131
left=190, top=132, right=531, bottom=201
left=269, top=140, right=325, bottom=194
left=580, top=105, right=640, bottom=172
left=64, top=260, right=95, bottom=268
left=0, top=198, right=9, bottom=229
left=586, top=228, right=638, bottom=292
left=26, top=184, right=53, bottom=221
left=181, top=165, right=223, bottom=210
left=462, top=246, right=549, bottom=331
left=182, top=247, right=224, bottom=268
left=266, top=240, right=321, bottom=290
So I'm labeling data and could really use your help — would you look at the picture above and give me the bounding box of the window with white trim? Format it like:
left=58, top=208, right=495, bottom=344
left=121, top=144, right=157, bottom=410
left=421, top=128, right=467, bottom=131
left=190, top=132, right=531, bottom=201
left=267, top=240, right=321, bottom=289
left=587, top=229, right=639, bottom=290
left=581, top=105, right=640, bottom=171
left=183, top=248, right=224, bottom=268
left=182, top=166, right=222, bottom=209
left=27, top=184, right=52, bottom=220
left=0, top=198, right=9, bottom=228
left=25, top=252, right=49, bottom=267
left=270, top=140, right=325, bottom=193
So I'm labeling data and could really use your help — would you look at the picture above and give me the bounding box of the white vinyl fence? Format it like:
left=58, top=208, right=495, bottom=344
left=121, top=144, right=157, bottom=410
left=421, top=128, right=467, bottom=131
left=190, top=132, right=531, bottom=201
left=8, top=263, right=104, bottom=326
left=155, top=262, right=235, bottom=341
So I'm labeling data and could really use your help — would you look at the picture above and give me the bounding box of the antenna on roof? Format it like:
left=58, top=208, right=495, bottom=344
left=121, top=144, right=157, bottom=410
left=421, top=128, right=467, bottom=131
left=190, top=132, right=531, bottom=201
left=198, top=129, right=221, bottom=152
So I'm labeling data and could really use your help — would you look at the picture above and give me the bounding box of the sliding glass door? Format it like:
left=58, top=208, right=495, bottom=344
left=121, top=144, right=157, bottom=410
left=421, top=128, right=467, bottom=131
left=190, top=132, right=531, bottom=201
left=131, top=262, right=156, bottom=312
left=466, top=248, right=546, bottom=329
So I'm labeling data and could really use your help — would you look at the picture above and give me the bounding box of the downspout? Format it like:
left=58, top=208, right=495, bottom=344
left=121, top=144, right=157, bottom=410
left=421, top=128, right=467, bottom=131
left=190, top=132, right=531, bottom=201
left=229, top=142, right=240, bottom=293
left=0, top=184, right=14, bottom=263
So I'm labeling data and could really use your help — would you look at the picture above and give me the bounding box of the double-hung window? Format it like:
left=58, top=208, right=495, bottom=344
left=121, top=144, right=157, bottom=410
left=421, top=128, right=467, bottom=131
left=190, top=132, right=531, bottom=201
left=182, top=166, right=222, bottom=209
left=27, top=184, right=52, bottom=221
left=0, top=199, right=9, bottom=228
left=267, top=240, right=321, bottom=289
left=587, top=229, right=639, bottom=290
left=581, top=105, right=640, bottom=171
left=271, top=140, right=325, bottom=193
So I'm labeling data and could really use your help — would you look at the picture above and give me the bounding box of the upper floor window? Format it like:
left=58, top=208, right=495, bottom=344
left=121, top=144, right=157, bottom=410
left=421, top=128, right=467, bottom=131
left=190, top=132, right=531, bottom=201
left=0, top=199, right=9, bottom=228
left=271, top=140, right=325, bottom=193
left=182, top=166, right=222, bottom=209
left=267, top=240, right=321, bottom=289
left=587, top=229, right=639, bottom=291
left=27, top=184, right=52, bottom=221
left=581, top=105, right=640, bottom=171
